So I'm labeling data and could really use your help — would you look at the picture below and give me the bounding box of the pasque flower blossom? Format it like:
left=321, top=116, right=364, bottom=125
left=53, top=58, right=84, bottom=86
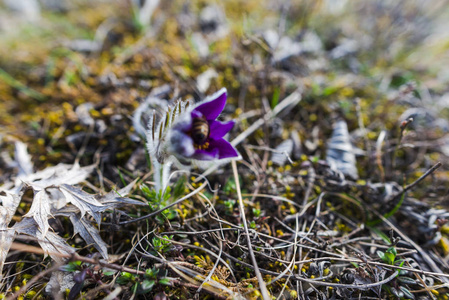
left=168, top=88, right=238, bottom=161
left=146, top=88, right=239, bottom=192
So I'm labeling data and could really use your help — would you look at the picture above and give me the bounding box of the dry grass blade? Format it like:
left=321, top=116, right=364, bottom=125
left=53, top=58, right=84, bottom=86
left=2, top=1, right=449, bottom=298
left=167, top=264, right=232, bottom=300
left=232, top=159, right=270, bottom=300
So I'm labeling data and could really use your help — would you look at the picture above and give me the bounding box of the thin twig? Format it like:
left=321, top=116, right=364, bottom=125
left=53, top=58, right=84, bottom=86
left=402, top=161, right=442, bottom=194
left=232, top=160, right=270, bottom=300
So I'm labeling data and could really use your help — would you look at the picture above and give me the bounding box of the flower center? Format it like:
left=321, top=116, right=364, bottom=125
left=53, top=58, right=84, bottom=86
left=194, top=141, right=210, bottom=150
left=191, top=117, right=210, bottom=145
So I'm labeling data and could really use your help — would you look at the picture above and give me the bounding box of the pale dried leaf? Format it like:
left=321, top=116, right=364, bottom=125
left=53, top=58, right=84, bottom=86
left=191, top=32, right=209, bottom=58
left=0, top=189, right=23, bottom=278
left=98, top=179, right=146, bottom=208
left=37, top=230, right=75, bottom=263
left=53, top=206, right=81, bottom=215
left=199, top=5, right=229, bottom=41
left=98, top=196, right=146, bottom=210
left=45, top=271, right=75, bottom=295
left=14, top=141, right=33, bottom=176
left=13, top=216, right=37, bottom=235
left=68, top=213, right=108, bottom=259
left=47, top=188, right=68, bottom=210
left=326, top=120, right=358, bottom=179
left=27, top=163, right=95, bottom=191
left=271, top=139, right=293, bottom=166
left=24, top=190, right=52, bottom=238
left=291, top=129, right=303, bottom=160
left=196, top=69, right=218, bottom=93
left=19, top=163, right=72, bottom=183
left=0, top=189, right=21, bottom=220
left=14, top=218, right=75, bottom=263
left=112, top=178, right=138, bottom=197
left=75, top=103, right=95, bottom=127
left=0, top=207, right=15, bottom=280
left=59, top=184, right=104, bottom=224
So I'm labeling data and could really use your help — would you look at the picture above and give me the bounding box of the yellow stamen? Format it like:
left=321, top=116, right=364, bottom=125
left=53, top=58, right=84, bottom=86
left=194, top=142, right=210, bottom=150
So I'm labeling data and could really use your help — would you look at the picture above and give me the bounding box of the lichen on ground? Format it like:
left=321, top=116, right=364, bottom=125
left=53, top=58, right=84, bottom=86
left=1, top=1, right=449, bottom=299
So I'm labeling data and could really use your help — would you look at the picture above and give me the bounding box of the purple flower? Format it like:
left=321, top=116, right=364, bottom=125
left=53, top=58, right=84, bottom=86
left=169, top=88, right=239, bottom=161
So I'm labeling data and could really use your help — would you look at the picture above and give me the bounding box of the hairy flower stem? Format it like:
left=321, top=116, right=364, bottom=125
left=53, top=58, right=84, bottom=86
left=151, top=158, right=162, bottom=194
left=161, top=161, right=173, bottom=194
left=150, top=154, right=173, bottom=195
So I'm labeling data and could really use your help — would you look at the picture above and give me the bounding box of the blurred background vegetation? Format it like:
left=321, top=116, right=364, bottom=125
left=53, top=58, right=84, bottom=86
left=2, top=0, right=449, bottom=299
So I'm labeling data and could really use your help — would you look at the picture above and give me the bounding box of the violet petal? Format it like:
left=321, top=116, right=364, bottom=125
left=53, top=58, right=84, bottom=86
left=170, top=131, right=195, bottom=157
left=192, top=148, right=219, bottom=160
left=193, top=88, right=227, bottom=121
left=209, top=120, right=234, bottom=139
left=208, top=138, right=238, bottom=159
left=190, top=110, right=203, bottom=119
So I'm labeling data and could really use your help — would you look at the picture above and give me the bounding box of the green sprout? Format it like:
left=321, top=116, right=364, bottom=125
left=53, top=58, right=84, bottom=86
left=377, top=246, right=398, bottom=265
left=252, top=208, right=261, bottom=218
left=141, top=184, right=177, bottom=224
left=152, top=235, right=174, bottom=253
left=223, top=199, right=236, bottom=215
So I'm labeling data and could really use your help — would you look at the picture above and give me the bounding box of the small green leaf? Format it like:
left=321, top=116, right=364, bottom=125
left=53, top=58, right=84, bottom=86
left=252, top=208, right=261, bottom=218
left=249, top=221, right=257, bottom=229
left=155, top=214, right=165, bottom=225
left=61, top=261, right=82, bottom=272
left=399, top=269, right=409, bottom=276
left=310, top=156, right=320, bottom=163
left=397, top=276, right=417, bottom=285
left=145, top=268, right=158, bottom=279
left=162, top=186, right=172, bottom=202
left=377, top=250, right=386, bottom=261
left=141, top=184, right=156, bottom=200
left=117, top=272, right=135, bottom=284
left=139, top=280, right=155, bottom=293
left=386, top=246, right=397, bottom=256
left=369, top=227, right=391, bottom=244
left=322, top=85, right=339, bottom=96
left=152, top=237, right=162, bottom=248
left=173, top=176, right=187, bottom=198
left=159, top=277, right=171, bottom=285
left=164, top=209, right=178, bottom=220
left=399, top=286, right=415, bottom=299
left=224, top=178, right=236, bottom=193
left=271, top=87, right=280, bottom=109
left=390, top=287, right=404, bottom=298
left=384, top=252, right=395, bottom=265
left=103, top=270, right=116, bottom=276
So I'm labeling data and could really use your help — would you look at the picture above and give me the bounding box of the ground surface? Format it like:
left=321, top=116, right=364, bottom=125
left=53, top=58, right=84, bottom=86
left=1, top=1, right=449, bottom=299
